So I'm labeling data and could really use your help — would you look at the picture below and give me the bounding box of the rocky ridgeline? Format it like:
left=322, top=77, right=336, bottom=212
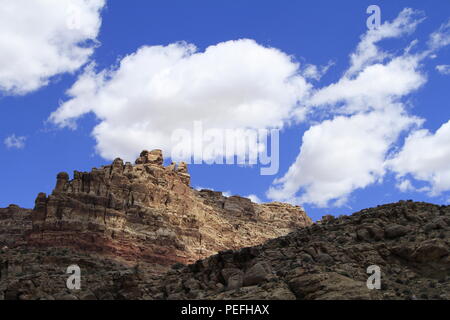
left=149, top=201, right=449, bottom=300
left=1, top=149, right=311, bottom=267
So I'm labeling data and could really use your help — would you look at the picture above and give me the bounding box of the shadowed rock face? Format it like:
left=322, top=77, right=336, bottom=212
left=150, top=201, right=449, bottom=300
left=5, top=150, right=311, bottom=267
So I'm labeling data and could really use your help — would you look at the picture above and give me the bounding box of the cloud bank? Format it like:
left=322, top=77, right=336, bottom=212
left=268, top=9, right=450, bottom=207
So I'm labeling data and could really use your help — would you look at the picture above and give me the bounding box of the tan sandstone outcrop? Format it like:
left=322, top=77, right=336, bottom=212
left=25, top=150, right=312, bottom=266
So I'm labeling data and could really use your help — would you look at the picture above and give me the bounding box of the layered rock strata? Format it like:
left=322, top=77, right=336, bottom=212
left=13, top=150, right=312, bottom=266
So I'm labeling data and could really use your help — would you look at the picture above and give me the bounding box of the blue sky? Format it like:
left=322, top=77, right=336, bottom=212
left=1, top=0, right=450, bottom=221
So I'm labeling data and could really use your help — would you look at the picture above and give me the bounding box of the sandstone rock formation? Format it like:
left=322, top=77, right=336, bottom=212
left=2, top=150, right=311, bottom=267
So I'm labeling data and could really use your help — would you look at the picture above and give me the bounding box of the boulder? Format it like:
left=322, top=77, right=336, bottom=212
left=221, top=268, right=244, bottom=290
left=243, top=262, right=272, bottom=286
left=385, top=224, right=409, bottom=239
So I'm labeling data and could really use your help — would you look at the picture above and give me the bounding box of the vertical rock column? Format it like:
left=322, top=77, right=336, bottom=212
left=54, top=172, right=69, bottom=193
left=31, top=192, right=48, bottom=232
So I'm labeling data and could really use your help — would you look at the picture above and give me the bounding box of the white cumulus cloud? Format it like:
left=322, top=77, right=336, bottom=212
left=309, top=55, right=426, bottom=114
left=388, top=120, right=450, bottom=196
left=49, top=39, right=312, bottom=161
left=268, top=108, right=421, bottom=207
left=0, top=0, right=105, bottom=95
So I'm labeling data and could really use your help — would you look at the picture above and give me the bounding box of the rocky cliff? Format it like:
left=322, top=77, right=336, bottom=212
left=153, top=201, right=449, bottom=300
left=0, top=205, right=32, bottom=248
left=1, top=150, right=311, bottom=266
